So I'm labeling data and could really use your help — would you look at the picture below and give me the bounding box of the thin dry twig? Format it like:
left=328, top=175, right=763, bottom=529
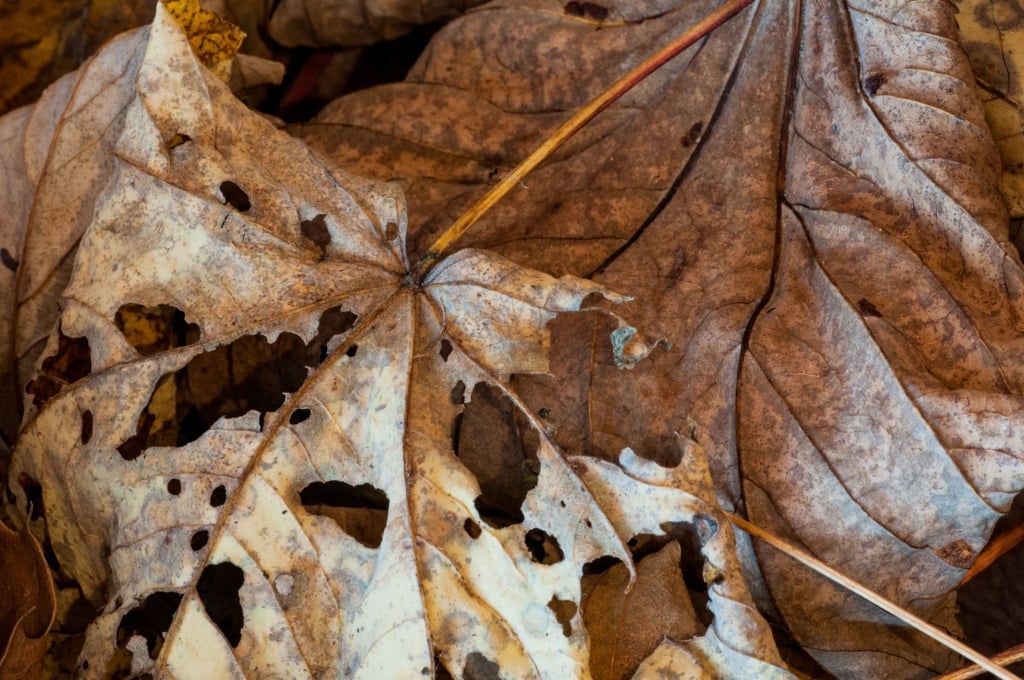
left=935, top=643, right=1024, bottom=680
left=960, top=520, right=1024, bottom=585
left=418, top=0, right=755, bottom=271
left=723, top=511, right=1022, bottom=680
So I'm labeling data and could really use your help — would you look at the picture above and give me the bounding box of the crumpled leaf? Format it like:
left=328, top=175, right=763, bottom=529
left=0, top=521, right=56, bottom=680
left=6, top=5, right=673, bottom=677
left=574, top=441, right=792, bottom=679
left=294, top=0, right=1024, bottom=676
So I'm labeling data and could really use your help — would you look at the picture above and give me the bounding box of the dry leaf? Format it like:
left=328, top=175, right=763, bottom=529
left=268, top=0, right=485, bottom=47
left=0, top=522, right=56, bottom=680
left=294, top=0, right=1024, bottom=676
left=955, top=0, right=1024, bottom=219
left=574, top=442, right=792, bottom=679
left=3, top=5, right=680, bottom=678
left=581, top=541, right=702, bottom=680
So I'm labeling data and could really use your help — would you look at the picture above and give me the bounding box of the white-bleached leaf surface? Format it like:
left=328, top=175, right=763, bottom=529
left=2, top=5, right=783, bottom=679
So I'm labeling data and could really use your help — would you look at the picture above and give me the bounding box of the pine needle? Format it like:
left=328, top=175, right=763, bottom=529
left=418, top=0, right=755, bottom=271
left=937, top=642, right=1024, bottom=680
left=723, top=511, right=1022, bottom=680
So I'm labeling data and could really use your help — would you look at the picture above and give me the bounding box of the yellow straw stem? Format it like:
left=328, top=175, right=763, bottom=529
left=419, top=0, right=755, bottom=270
left=723, top=511, right=1021, bottom=680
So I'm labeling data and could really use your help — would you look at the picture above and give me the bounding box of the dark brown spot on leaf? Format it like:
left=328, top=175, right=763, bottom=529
left=384, top=222, right=399, bottom=240
left=936, top=539, right=974, bottom=569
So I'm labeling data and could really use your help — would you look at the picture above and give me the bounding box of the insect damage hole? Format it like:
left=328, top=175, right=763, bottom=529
left=115, top=303, right=201, bottom=357
left=116, top=591, right=184, bottom=659
left=300, top=213, right=331, bottom=254
left=116, top=305, right=354, bottom=460
left=456, top=383, right=538, bottom=529
left=525, top=528, right=564, bottom=564
left=25, top=326, right=92, bottom=409
left=299, top=480, right=389, bottom=548
left=547, top=596, right=577, bottom=637
left=210, top=485, right=227, bottom=507
left=81, top=410, right=93, bottom=444
left=439, top=339, right=453, bottom=361
left=219, top=180, right=251, bottom=212
left=190, top=530, right=209, bottom=551
left=197, top=562, right=245, bottom=647
left=289, top=408, right=311, bottom=425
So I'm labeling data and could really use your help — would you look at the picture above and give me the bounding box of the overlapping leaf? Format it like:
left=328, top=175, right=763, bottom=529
left=0, top=5, right=749, bottom=678
left=294, top=0, right=1024, bottom=676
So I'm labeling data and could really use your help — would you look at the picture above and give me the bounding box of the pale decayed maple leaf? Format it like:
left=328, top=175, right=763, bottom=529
left=4, top=5, right=791, bottom=678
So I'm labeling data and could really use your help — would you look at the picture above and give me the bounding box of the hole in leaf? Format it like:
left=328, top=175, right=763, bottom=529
left=191, top=530, right=209, bottom=551
left=525, top=528, right=564, bottom=564
left=116, top=591, right=183, bottom=659
left=464, top=518, right=482, bottom=539
left=384, top=222, right=399, bottom=241
left=563, top=0, right=609, bottom=20
left=680, top=120, right=704, bottom=147
left=219, top=180, right=251, bottom=212
left=857, top=298, right=883, bottom=318
left=197, top=562, right=245, bottom=648
left=434, top=655, right=454, bottom=680
left=25, top=326, right=92, bottom=409
left=582, top=555, right=622, bottom=575
left=17, top=473, right=43, bottom=520
left=116, top=306, right=354, bottom=459
left=346, top=344, right=358, bottom=357
left=547, top=596, right=576, bottom=637
left=210, top=485, right=227, bottom=507
left=81, top=410, right=93, bottom=444
left=862, top=73, right=886, bottom=96
left=300, top=214, right=331, bottom=254
left=463, top=652, right=502, bottom=680
left=299, top=480, right=389, bottom=548
left=289, top=408, right=311, bottom=425
left=1, top=247, right=18, bottom=272
left=167, top=479, right=181, bottom=496
left=115, top=304, right=200, bottom=357
left=457, top=383, right=537, bottom=529
left=439, top=339, right=452, bottom=361
left=166, top=133, right=191, bottom=149
left=450, top=381, right=465, bottom=405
